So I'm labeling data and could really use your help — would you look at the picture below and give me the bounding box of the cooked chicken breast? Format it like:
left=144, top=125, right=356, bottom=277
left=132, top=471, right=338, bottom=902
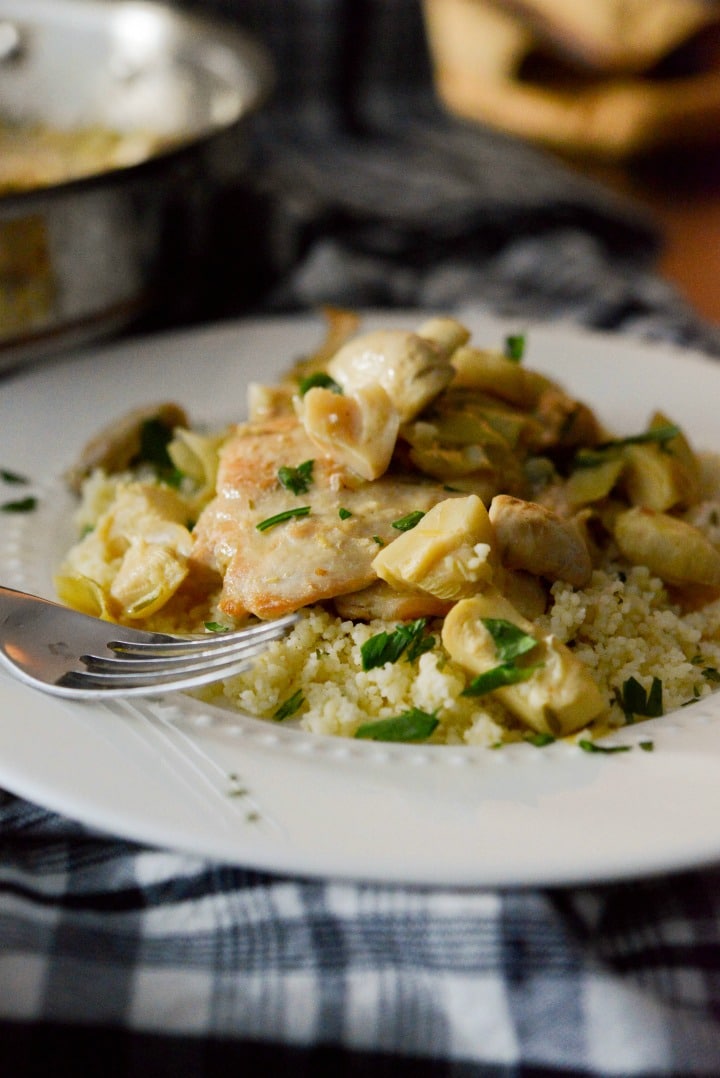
left=190, top=415, right=454, bottom=618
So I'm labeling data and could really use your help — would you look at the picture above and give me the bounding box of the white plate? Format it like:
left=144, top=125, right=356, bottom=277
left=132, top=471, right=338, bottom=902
left=3, top=309, right=720, bottom=889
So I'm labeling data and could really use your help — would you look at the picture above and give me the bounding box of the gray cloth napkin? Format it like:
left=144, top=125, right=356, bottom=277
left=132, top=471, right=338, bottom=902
left=188, top=0, right=720, bottom=357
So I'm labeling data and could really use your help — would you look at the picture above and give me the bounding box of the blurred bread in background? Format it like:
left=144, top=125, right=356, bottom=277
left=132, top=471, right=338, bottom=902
left=423, top=0, right=720, bottom=159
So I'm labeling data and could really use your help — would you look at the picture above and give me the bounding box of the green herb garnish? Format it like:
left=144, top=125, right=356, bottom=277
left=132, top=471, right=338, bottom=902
left=138, top=418, right=173, bottom=468
left=256, top=506, right=311, bottom=532
left=1, top=496, right=37, bottom=513
left=504, top=333, right=526, bottom=362
left=482, top=619, right=538, bottom=663
left=338, top=507, right=352, bottom=520
left=617, top=676, right=663, bottom=723
left=298, top=372, right=343, bottom=397
left=205, top=622, right=230, bottom=633
left=524, top=732, right=556, bottom=747
left=227, top=774, right=249, bottom=797
left=638, top=424, right=680, bottom=447
left=573, top=425, right=681, bottom=470
left=361, top=619, right=434, bottom=670
left=136, top=417, right=184, bottom=487
left=702, top=667, right=720, bottom=684
left=571, top=449, right=614, bottom=470
left=354, top=708, right=439, bottom=743
left=406, top=625, right=437, bottom=663
left=278, top=459, right=314, bottom=495
left=462, top=662, right=540, bottom=697
left=639, top=740, right=655, bottom=752
left=1, top=468, right=28, bottom=484
left=391, top=510, right=425, bottom=532
left=460, top=618, right=540, bottom=697
left=578, top=739, right=632, bottom=755
left=273, top=689, right=305, bottom=721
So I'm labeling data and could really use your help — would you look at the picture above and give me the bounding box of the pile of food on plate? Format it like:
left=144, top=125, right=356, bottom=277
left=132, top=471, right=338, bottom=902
left=56, top=311, right=720, bottom=747
left=0, top=119, right=169, bottom=194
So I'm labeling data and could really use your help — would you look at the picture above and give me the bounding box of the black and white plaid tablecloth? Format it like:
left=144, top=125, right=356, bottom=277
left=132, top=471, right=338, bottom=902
left=4, top=2, right=720, bottom=1075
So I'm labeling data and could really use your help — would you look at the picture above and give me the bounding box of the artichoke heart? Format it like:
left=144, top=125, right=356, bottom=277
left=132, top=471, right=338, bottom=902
left=372, top=494, right=495, bottom=600
left=442, top=591, right=605, bottom=737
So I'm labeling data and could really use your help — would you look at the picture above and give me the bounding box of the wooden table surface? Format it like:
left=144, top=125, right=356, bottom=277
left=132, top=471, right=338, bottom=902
left=576, top=149, right=720, bottom=326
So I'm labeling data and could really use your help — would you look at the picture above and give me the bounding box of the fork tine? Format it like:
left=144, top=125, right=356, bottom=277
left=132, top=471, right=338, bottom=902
left=55, top=650, right=263, bottom=695
left=108, top=613, right=299, bottom=657
left=81, top=635, right=283, bottom=675
left=0, top=586, right=301, bottom=699
left=59, top=613, right=299, bottom=695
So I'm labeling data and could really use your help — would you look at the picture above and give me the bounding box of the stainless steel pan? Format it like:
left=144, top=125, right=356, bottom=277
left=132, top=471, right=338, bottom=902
left=0, top=0, right=273, bottom=371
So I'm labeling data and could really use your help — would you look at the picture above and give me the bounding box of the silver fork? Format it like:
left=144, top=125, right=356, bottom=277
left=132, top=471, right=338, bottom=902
left=0, top=585, right=298, bottom=698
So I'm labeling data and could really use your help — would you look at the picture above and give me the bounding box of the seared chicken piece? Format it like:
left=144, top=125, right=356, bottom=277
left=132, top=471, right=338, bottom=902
left=499, top=569, right=548, bottom=621
left=190, top=415, right=455, bottom=619
left=333, top=580, right=452, bottom=621
left=489, top=494, right=592, bottom=587
left=613, top=507, right=720, bottom=588
left=532, top=388, right=602, bottom=450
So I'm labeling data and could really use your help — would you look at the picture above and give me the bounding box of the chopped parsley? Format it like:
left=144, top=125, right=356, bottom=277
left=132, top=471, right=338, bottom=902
left=354, top=708, right=439, bottom=742
left=405, top=626, right=437, bottom=663
left=391, top=510, right=425, bottom=532
left=524, top=732, right=556, bottom=747
left=204, top=622, right=230, bottom=633
left=461, top=618, right=540, bottom=698
left=1, top=496, right=37, bottom=513
left=136, top=417, right=184, bottom=487
left=1, top=468, right=28, bottom=484
left=338, top=507, right=352, bottom=520
left=616, top=676, right=663, bottom=723
left=482, top=619, right=538, bottom=663
left=278, top=459, right=314, bottom=495
left=372, top=535, right=384, bottom=546
left=623, top=424, right=680, bottom=448
left=298, top=372, right=343, bottom=396
left=361, top=619, right=435, bottom=670
left=572, top=449, right=614, bottom=470
left=702, top=667, right=720, bottom=684
left=462, top=661, right=540, bottom=697
left=256, top=506, right=311, bottom=532
left=504, top=333, right=526, bottom=362
left=578, top=739, right=632, bottom=755
left=137, top=418, right=173, bottom=466
left=573, top=425, right=680, bottom=470
left=273, top=689, right=305, bottom=721
left=227, top=773, right=249, bottom=797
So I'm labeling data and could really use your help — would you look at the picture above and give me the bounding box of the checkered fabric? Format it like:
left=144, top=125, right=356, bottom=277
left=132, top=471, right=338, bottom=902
left=4, top=2, right=720, bottom=1075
